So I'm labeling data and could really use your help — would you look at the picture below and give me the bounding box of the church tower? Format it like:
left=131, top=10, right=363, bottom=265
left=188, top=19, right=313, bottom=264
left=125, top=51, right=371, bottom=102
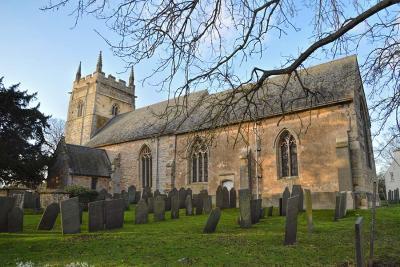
left=65, top=52, right=136, bottom=145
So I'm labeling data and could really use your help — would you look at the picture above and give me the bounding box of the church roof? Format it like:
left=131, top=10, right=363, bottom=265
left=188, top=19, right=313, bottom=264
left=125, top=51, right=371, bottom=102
left=86, top=55, right=360, bottom=147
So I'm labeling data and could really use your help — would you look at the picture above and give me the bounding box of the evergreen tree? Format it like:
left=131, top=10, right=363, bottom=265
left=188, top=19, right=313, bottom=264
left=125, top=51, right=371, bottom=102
left=0, top=77, right=50, bottom=187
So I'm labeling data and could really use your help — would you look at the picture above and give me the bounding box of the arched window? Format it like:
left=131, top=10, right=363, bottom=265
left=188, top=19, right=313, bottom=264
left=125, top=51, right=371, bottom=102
left=278, top=131, right=298, bottom=178
left=77, top=101, right=84, bottom=117
left=360, top=101, right=372, bottom=168
left=190, top=139, right=208, bottom=183
left=140, top=145, right=152, bottom=188
left=111, top=104, right=120, bottom=116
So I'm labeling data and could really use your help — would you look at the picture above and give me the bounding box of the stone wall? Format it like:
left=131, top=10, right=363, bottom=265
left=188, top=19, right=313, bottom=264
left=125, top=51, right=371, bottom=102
left=39, top=190, right=70, bottom=209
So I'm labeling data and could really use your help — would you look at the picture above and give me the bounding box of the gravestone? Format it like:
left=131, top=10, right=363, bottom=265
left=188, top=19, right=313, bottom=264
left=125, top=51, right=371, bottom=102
left=239, top=189, right=251, bottom=228
left=135, top=199, right=149, bottom=224
left=222, top=187, right=229, bottom=209
left=154, top=196, right=166, bottom=221
left=179, top=188, right=187, bottom=209
left=165, top=195, right=171, bottom=211
left=203, top=208, right=221, bottom=233
left=147, top=197, right=154, bottom=213
left=154, top=189, right=161, bottom=198
left=203, top=196, right=212, bottom=214
left=250, top=199, right=257, bottom=224
left=229, top=188, right=237, bottom=208
left=388, top=190, right=392, bottom=203
left=171, top=195, right=179, bottom=219
left=192, top=194, right=199, bottom=210
left=282, top=187, right=291, bottom=216
left=355, top=217, right=364, bottom=267
left=260, top=207, right=266, bottom=219
left=185, top=195, right=193, bottom=216
left=304, top=189, right=313, bottom=233
left=38, top=203, right=60, bottom=230
left=186, top=188, right=192, bottom=198
left=97, top=189, right=108, bottom=201
left=267, top=206, right=273, bottom=217
left=0, top=197, right=16, bottom=232
left=104, top=199, right=124, bottom=230
left=284, top=195, right=299, bottom=246
left=7, top=207, right=23, bottom=232
left=334, top=194, right=342, bottom=221
left=216, top=186, right=223, bottom=208
left=23, top=191, right=40, bottom=210
left=339, top=192, right=347, bottom=218
left=121, top=190, right=129, bottom=210
left=279, top=198, right=283, bottom=216
left=113, top=193, right=121, bottom=200
left=60, top=197, right=81, bottom=234
left=291, top=185, right=304, bottom=212
left=142, top=187, right=153, bottom=203
left=128, top=186, right=136, bottom=204
left=88, top=200, right=105, bottom=232
left=135, top=191, right=141, bottom=204
left=11, top=193, right=24, bottom=209
left=195, top=194, right=204, bottom=215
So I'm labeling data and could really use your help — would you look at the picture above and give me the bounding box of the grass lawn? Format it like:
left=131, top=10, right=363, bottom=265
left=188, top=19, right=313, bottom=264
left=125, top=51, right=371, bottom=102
left=0, top=204, right=399, bottom=266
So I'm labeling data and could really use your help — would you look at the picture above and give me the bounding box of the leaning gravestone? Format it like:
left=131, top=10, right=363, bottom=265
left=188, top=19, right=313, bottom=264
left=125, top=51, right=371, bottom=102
left=8, top=207, right=23, bottom=232
left=203, top=196, right=212, bottom=214
left=185, top=195, right=193, bottom=216
left=203, top=208, right=221, bottom=233
left=334, top=194, right=342, bottom=221
left=104, top=199, right=124, bottom=230
left=0, top=197, right=16, bottom=232
left=284, top=195, right=299, bottom=246
left=339, top=192, right=347, bottom=218
left=216, top=186, right=223, bottom=208
left=135, top=199, right=148, bottom=224
left=154, top=196, right=166, bottom=222
left=171, top=195, right=180, bottom=219
left=229, top=188, right=237, bottom=208
left=128, top=186, right=136, bottom=204
left=38, top=203, right=60, bottom=230
left=88, top=200, right=105, bottom=232
left=147, top=197, right=154, bottom=213
left=179, top=188, right=187, bottom=209
left=291, top=185, right=304, bottom=212
left=282, top=187, right=291, bottom=216
left=239, top=189, right=251, bottom=228
left=304, top=189, right=313, bottom=233
left=222, top=187, right=230, bottom=209
left=60, top=197, right=81, bottom=234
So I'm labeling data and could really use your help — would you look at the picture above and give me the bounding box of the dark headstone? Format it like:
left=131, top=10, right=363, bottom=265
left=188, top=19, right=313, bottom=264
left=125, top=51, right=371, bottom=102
left=121, top=190, right=129, bottom=210
left=11, top=193, right=24, bottom=209
left=104, top=199, right=124, bottom=230
left=185, top=195, right=193, bottom=216
left=355, top=217, right=364, bottom=267
left=154, top=196, right=165, bottom=222
left=216, top=186, right=223, bottom=208
left=195, top=194, right=203, bottom=215
left=60, top=197, right=81, bottom=234
left=340, top=192, right=347, bottom=218
left=260, top=207, right=266, bottom=219
left=279, top=198, right=283, bottom=216
left=229, top=188, right=237, bottom=208
left=203, top=208, right=221, bottom=233
left=239, top=189, right=251, bottom=228
left=291, top=185, right=304, bottom=212
left=128, top=186, right=136, bottom=204
left=179, top=188, right=187, bottom=209
left=165, top=196, right=171, bottom=211
left=222, top=187, right=229, bottom=209
left=304, top=189, right=313, bottom=233
left=203, top=196, right=212, bottom=214
left=267, top=206, right=273, bottom=217
left=0, top=197, right=16, bottom=232
left=154, top=189, right=161, bottom=198
left=88, top=200, right=105, bottom=232
left=250, top=199, right=257, bottom=224
left=284, top=196, right=299, bottom=246
left=282, top=187, right=291, bottom=216
left=334, top=194, right=341, bottom=221
left=23, top=192, right=34, bottom=209
left=256, top=199, right=262, bottom=220
left=38, top=203, right=59, bottom=230
left=135, top=199, right=148, bottom=224
left=142, top=187, right=153, bottom=203
left=171, top=195, right=179, bottom=219
left=388, top=190, right=392, bottom=203
left=186, top=188, right=192, bottom=198
left=147, top=197, right=154, bottom=213
left=134, top=191, right=141, bottom=204
left=7, top=207, right=23, bottom=232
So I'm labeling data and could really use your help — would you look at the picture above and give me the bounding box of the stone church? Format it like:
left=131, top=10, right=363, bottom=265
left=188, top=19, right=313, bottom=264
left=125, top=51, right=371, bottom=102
left=48, top=52, right=376, bottom=209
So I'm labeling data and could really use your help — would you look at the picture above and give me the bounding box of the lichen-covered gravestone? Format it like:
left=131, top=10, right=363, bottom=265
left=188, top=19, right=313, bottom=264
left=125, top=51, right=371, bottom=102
left=216, top=186, right=223, bottom=209
left=154, top=196, right=166, bottom=222
left=229, top=188, right=237, bottom=208
left=291, top=185, right=304, bottom=212
left=284, top=195, right=299, bottom=246
left=0, top=197, right=16, bottom=232
left=8, top=207, right=23, bottom=232
left=135, top=199, right=148, bottom=224
left=304, top=189, right=313, bottom=233
left=179, top=188, right=187, bottom=209
left=104, top=199, right=124, bottom=230
left=203, top=208, right=221, bottom=233
left=239, top=189, right=251, bottom=228
left=171, top=195, right=180, bottom=219
left=185, top=195, right=193, bottom=216
left=37, top=202, right=59, bottom=230
left=282, top=187, right=291, bottom=216
left=60, top=197, right=81, bottom=234
left=128, top=186, right=136, bottom=204
left=88, top=200, right=105, bottom=232
left=203, top=196, right=212, bottom=214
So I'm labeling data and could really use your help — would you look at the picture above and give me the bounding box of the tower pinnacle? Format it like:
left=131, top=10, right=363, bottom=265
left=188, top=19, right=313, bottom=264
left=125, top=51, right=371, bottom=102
left=129, top=66, right=137, bottom=110
left=96, top=51, right=102, bottom=73
left=75, top=61, right=81, bottom=82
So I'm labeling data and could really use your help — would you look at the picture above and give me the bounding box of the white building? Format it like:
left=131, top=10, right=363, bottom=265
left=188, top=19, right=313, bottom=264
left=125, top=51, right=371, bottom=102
left=384, top=149, right=400, bottom=196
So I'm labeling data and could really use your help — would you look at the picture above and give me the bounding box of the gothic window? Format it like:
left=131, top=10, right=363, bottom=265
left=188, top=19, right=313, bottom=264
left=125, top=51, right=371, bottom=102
left=111, top=104, right=120, bottom=116
left=278, top=131, right=298, bottom=178
left=77, top=101, right=84, bottom=117
left=360, top=101, right=372, bottom=169
left=190, top=139, right=208, bottom=183
left=140, top=145, right=152, bottom=188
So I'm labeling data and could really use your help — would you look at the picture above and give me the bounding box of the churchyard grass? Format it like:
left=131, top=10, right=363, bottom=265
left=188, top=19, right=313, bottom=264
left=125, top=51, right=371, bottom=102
left=1, top=205, right=399, bottom=266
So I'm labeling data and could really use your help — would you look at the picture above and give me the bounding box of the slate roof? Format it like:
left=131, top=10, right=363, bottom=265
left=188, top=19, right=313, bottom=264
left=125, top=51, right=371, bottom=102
left=65, top=144, right=111, bottom=178
left=86, top=55, right=360, bottom=147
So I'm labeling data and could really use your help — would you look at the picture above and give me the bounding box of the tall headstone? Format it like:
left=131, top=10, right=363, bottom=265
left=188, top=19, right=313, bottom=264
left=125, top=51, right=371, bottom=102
left=340, top=192, right=347, bottom=218
left=171, top=195, right=179, bottom=219
left=134, top=191, right=141, bottom=204
left=304, top=189, right=313, bottom=233
left=355, top=217, right=364, bottom=267
left=23, top=192, right=34, bottom=209
left=239, top=189, right=251, bottom=228
left=203, top=196, right=212, bottom=214
left=279, top=198, right=283, bottom=216
left=291, top=185, right=304, bottom=212
left=0, top=197, right=16, bottom=232
left=229, top=188, right=237, bottom=208
left=154, top=195, right=166, bottom=222
left=11, top=193, right=24, bottom=209
left=216, top=186, right=223, bottom=208
left=128, top=186, right=136, bottom=204
left=60, top=197, right=81, bottom=234
left=185, top=195, right=193, bottom=216
left=186, top=188, right=192, bottom=198
left=142, top=187, right=153, bottom=203
left=135, top=199, right=148, bottom=224
left=195, top=194, right=204, bottom=215
left=284, top=195, right=299, bottom=246
left=104, top=199, right=124, bottom=230
left=121, top=190, right=130, bottom=210
left=282, top=187, right=291, bottom=216
left=7, top=207, right=23, bottom=232
left=203, top=208, right=221, bottom=233
left=334, top=194, right=342, bottom=221
left=88, top=200, right=105, bottom=232
left=222, top=187, right=229, bottom=209
left=179, top=188, right=187, bottom=209
left=147, top=197, right=154, bottom=213
left=38, top=203, right=59, bottom=230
